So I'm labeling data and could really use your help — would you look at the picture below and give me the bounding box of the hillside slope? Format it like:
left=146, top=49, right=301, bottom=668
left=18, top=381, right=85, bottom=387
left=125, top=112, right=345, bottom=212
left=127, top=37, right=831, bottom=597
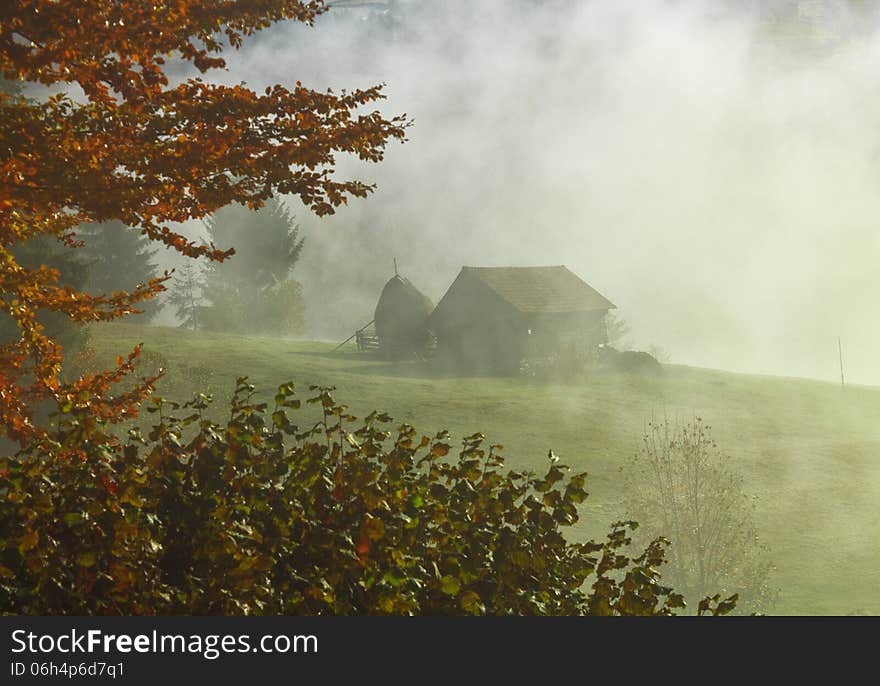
left=89, top=323, right=880, bottom=615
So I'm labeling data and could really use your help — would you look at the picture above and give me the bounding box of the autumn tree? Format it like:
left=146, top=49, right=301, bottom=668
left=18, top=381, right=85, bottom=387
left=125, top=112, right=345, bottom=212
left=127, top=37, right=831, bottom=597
left=1, top=233, right=91, bottom=358
left=0, top=1, right=408, bottom=445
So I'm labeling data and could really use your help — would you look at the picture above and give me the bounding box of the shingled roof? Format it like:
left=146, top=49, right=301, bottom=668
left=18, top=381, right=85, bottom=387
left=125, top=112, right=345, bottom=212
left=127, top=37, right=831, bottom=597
left=462, top=266, right=615, bottom=314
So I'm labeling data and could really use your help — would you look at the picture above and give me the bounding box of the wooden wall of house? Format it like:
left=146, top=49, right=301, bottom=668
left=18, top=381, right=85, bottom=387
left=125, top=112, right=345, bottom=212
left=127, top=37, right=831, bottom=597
left=522, top=310, right=608, bottom=357
left=435, top=312, right=530, bottom=372
left=429, top=270, right=611, bottom=373
left=429, top=272, right=526, bottom=372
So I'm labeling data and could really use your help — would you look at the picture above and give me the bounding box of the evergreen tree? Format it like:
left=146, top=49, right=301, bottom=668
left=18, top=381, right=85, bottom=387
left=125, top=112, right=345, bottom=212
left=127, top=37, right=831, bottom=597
left=201, top=199, right=305, bottom=334
left=168, top=262, right=204, bottom=330
left=78, top=220, right=162, bottom=321
left=204, top=199, right=304, bottom=289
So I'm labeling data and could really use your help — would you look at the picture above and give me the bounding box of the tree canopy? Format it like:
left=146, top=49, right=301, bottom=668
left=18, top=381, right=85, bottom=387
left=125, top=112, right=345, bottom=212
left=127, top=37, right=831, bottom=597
left=1, top=233, right=90, bottom=357
left=0, top=1, right=409, bottom=444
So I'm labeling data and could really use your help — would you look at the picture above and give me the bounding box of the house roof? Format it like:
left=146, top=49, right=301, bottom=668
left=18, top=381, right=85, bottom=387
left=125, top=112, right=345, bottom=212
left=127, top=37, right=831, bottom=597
left=461, top=266, right=615, bottom=314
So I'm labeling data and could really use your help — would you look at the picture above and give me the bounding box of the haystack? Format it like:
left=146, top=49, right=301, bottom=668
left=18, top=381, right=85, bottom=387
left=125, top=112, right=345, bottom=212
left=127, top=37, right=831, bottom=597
left=374, top=275, right=434, bottom=358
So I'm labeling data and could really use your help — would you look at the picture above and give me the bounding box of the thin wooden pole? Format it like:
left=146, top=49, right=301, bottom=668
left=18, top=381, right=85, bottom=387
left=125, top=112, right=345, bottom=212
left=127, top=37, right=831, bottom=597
left=332, top=320, right=375, bottom=352
left=838, top=336, right=845, bottom=389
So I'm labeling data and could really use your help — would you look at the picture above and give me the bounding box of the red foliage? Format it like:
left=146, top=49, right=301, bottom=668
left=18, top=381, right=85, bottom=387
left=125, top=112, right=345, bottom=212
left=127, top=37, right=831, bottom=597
left=0, top=1, right=409, bottom=443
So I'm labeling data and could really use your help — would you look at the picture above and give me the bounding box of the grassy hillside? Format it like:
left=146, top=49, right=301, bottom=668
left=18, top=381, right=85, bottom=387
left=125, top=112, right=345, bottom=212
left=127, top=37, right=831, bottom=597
left=89, top=323, right=880, bottom=615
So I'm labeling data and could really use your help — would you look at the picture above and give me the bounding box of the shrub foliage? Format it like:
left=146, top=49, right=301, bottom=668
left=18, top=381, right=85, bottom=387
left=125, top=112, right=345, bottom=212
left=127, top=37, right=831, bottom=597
left=0, top=382, right=736, bottom=616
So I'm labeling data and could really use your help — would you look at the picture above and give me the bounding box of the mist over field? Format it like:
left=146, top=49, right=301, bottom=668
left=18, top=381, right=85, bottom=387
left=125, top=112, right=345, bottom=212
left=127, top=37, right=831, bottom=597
left=11, top=0, right=880, bottom=619
left=152, top=0, right=880, bottom=385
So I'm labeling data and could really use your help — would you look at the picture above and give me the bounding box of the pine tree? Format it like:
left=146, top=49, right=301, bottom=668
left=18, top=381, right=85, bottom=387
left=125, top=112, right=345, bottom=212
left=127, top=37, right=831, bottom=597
left=78, top=220, right=161, bottom=321
left=204, top=199, right=304, bottom=289
left=168, top=262, right=204, bottom=331
left=201, top=199, right=305, bottom=334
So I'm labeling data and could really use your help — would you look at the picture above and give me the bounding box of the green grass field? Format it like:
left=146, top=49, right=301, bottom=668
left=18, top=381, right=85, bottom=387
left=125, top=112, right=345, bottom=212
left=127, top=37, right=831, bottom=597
left=89, top=323, right=880, bottom=615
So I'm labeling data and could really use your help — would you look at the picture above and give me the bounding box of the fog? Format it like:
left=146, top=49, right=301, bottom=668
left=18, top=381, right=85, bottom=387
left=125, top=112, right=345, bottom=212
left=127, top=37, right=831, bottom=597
left=168, top=0, right=880, bottom=385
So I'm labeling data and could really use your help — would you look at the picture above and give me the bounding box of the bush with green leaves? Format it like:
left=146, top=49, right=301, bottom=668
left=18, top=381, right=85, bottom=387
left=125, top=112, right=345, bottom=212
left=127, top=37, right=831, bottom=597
left=0, top=381, right=736, bottom=616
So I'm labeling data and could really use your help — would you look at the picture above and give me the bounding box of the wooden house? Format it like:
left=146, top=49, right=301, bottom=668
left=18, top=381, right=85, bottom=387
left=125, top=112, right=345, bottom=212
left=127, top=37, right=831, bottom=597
left=427, top=266, right=615, bottom=372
